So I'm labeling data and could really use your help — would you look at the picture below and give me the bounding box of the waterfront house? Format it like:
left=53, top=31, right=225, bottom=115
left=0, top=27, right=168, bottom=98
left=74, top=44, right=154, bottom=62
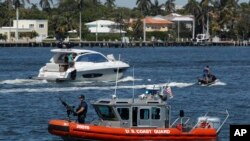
left=85, top=20, right=126, bottom=34
left=0, top=19, right=48, bottom=42
left=143, top=17, right=173, bottom=32
left=164, top=13, right=195, bottom=41
left=127, top=17, right=173, bottom=32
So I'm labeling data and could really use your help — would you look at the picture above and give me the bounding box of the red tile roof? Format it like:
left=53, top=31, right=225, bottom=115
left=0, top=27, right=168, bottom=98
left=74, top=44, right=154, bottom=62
left=143, top=17, right=173, bottom=24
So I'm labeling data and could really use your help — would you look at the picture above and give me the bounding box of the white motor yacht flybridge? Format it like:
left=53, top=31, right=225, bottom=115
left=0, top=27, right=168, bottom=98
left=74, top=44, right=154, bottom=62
left=37, top=49, right=129, bottom=82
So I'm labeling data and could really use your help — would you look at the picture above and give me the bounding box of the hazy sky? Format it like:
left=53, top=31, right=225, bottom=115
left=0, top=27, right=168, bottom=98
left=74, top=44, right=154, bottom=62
left=103, top=0, right=186, bottom=7
left=31, top=0, right=249, bottom=8
left=109, top=0, right=249, bottom=8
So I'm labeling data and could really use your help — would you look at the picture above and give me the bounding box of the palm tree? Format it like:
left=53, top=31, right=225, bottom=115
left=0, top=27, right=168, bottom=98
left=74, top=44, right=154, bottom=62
left=132, top=18, right=143, bottom=40
left=13, top=0, right=30, bottom=41
left=237, top=2, right=250, bottom=39
left=75, top=0, right=83, bottom=42
left=104, top=0, right=115, bottom=9
left=92, top=0, right=99, bottom=5
left=87, top=0, right=100, bottom=6
left=136, top=0, right=152, bottom=16
left=39, top=0, right=53, bottom=12
left=165, top=0, right=175, bottom=14
left=30, top=3, right=39, bottom=10
left=0, top=1, right=10, bottom=27
left=184, top=0, right=201, bottom=38
left=185, top=0, right=201, bottom=16
left=210, top=0, right=240, bottom=38
left=150, top=0, right=163, bottom=16
left=197, top=0, right=213, bottom=35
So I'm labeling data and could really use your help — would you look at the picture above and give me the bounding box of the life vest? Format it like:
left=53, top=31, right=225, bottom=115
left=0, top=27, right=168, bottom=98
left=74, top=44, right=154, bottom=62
left=200, top=121, right=211, bottom=128
left=176, top=123, right=183, bottom=131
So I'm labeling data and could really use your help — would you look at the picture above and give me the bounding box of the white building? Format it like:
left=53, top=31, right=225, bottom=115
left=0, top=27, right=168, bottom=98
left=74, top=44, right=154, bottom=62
left=0, top=19, right=48, bottom=42
left=164, top=13, right=195, bottom=41
left=85, top=20, right=126, bottom=34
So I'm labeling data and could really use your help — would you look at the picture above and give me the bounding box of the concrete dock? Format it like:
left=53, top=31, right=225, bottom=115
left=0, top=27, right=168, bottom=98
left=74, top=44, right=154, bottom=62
left=0, top=41, right=249, bottom=47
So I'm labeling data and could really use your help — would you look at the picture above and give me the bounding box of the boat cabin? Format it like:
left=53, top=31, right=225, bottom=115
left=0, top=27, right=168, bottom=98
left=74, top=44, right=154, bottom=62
left=92, top=96, right=171, bottom=128
left=196, top=34, right=209, bottom=42
left=44, top=49, right=111, bottom=72
left=51, top=49, right=109, bottom=64
left=144, top=85, right=161, bottom=95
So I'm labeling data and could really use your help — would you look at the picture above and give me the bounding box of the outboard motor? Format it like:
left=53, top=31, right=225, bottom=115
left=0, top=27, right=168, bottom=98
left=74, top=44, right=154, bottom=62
left=180, top=110, right=184, bottom=125
left=65, top=42, right=72, bottom=49
left=176, top=110, right=185, bottom=131
left=180, top=110, right=184, bottom=118
left=211, top=75, right=217, bottom=81
left=57, top=41, right=63, bottom=48
left=160, top=95, right=168, bottom=101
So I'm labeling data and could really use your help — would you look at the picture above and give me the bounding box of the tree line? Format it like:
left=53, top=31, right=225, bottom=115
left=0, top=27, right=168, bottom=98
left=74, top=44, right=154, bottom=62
left=0, top=0, right=249, bottom=41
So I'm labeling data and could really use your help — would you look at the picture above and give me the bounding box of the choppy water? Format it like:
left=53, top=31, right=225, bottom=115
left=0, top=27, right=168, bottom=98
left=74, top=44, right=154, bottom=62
left=1, top=47, right=250, bottom=141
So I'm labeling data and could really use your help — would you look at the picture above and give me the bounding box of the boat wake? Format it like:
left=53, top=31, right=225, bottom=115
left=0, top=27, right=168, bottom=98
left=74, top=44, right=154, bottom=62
left=168, top=82, right=195, bottom=88
left=0, top=76, right=141, bottom=86
left=208, top=80, right=227, bottom=86
left=0, top=84, right=147, bottom=94
left=118, top=76, right=143, bottom=82
left=0, top=81, right=188, bottom=94
left=147, top=82, right=195, bottom=88
left=0, top=79, right=224, bottom=94
left=0, top=79, right=48, bottom=85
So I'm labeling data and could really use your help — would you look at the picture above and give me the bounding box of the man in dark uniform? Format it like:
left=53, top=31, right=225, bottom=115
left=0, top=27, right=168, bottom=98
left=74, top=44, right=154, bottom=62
left=75, top=95, right=88, bottom=124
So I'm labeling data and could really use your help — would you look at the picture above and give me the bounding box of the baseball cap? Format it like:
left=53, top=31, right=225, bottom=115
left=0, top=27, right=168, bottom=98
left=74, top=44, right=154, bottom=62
left=79, top=95, right=85, bottom=99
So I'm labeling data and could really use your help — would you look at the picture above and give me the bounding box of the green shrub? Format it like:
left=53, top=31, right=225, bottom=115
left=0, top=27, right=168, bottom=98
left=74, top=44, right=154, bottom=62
left=0, top=34, right=7, bottom=40
left=19, top=31, right=39, bottom=39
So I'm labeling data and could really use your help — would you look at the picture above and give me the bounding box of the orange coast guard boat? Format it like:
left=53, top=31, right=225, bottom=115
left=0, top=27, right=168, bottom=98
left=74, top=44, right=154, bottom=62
left=48, top=87, right=229, bottom=141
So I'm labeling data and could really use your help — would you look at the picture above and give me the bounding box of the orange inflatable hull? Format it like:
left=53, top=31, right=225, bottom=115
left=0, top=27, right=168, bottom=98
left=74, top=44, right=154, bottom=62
left=48, top=120, right=217, bottom=141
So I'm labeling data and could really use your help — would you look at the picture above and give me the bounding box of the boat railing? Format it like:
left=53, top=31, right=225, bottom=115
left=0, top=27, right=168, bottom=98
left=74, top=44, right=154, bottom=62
left=91, top=118, right=104, bottom=126
left=191, top=110, right=229, bottom=133
left=215, top=110, right=229, bottom=133
left=170, top=117, right=190, bottom=127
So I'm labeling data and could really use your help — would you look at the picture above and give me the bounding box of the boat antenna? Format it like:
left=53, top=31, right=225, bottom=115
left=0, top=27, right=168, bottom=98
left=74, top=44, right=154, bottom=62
left=132, top=66, right=135, bottom=103
left=166, top=79, right=171, bottom=88
left=114, top=54, right=120, bottom=97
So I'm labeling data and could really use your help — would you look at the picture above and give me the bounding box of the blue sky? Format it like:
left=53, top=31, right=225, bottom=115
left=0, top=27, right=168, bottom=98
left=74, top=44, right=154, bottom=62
left=31, top=0, right=249, bottom=8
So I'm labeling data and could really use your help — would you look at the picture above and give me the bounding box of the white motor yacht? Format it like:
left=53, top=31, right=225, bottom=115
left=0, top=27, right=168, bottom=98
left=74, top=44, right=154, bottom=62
left=196, top=34, right=209, bottom=42
left=37, top=49, right=129, bottom=82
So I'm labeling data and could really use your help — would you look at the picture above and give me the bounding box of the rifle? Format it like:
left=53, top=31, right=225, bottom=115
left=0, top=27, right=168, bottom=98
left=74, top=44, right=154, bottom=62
left=59, top=98, right=77, bottom=121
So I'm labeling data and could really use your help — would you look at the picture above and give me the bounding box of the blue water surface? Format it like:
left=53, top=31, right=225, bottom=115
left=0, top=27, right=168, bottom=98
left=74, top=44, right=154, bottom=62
left=1, top=46, right=250, bottom=141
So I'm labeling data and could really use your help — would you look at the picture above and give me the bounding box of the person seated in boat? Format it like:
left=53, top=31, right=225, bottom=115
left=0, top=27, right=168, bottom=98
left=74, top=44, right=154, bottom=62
left=75, top=95, right=88, bottom=124
left=203, top=66, right=210, bottom=82
left=72, top=53, right=77, bottom=59
left=64, top=54, right=68, bottom=63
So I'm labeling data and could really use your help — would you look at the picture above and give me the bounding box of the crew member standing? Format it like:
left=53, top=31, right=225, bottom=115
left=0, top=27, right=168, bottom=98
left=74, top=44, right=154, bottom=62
left=76, top=95, right=88, bottom=124
left=67, top=53, right=74, bottom=67
left=203, top=66, right=210, bottom=82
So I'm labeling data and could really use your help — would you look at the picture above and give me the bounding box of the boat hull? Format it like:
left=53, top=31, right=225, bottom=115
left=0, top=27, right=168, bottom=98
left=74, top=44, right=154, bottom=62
left=48, top=120, right=217, bottom=141
left=73, top=67, right=127, bottom=81
left=38, top=67, right=128, bottom=82
left=198, top=75, right=217, bottom=86
left=198, top=79, right=217, bottom=86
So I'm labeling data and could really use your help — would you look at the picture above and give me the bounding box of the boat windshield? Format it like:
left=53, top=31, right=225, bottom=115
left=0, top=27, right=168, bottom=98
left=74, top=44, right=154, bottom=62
left=145, top=89, right=159, bottom=95
left=76, top=53, right=108, bottom=63
left=94, top=105, right=118, bottom=121
left=197, top=35, right=203, bottom=39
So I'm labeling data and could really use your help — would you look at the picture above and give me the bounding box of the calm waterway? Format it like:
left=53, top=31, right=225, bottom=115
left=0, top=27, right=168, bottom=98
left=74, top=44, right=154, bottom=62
left=0, top=46, right=250, bottom=141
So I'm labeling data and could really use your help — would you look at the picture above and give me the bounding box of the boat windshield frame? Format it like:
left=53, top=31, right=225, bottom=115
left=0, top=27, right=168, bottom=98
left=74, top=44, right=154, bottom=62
left=75, top=53, right=109, bottom=63
left=93, top=105, right=118, bottom=121
left=145, top=89, right=160, bottom=95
